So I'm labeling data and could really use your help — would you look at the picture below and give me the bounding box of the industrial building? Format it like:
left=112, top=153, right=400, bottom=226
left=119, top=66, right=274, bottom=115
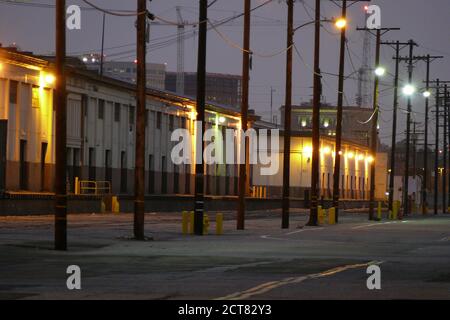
left=0, top=47, right=387, bottom=202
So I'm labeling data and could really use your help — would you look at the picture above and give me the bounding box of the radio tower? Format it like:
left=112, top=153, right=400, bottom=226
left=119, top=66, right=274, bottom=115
left=356, top=7, right=373, bottom=108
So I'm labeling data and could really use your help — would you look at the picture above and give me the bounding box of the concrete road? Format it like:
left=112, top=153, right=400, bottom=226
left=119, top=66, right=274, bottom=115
left=0, top=210, right=449, bottom=300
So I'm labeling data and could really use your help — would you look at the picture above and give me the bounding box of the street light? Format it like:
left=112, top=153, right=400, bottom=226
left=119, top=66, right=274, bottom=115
left=403, top=84, right=416, bottom=96
left=335, top=18, right=347, bottom=29
left=423, top=90, right=431, bottom=98
left=374, top=66, right=386, bottom=77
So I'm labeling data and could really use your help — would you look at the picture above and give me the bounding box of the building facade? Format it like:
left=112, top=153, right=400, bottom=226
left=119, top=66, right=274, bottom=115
left=165, top=72, right=242, bottom=108
left=80, top=55, right=166, bottom=90
left=0, top=48, right=242, bottom=196
left=280, top=102, right=374, bottom=147
left=251, top=128, right=388, bottom=201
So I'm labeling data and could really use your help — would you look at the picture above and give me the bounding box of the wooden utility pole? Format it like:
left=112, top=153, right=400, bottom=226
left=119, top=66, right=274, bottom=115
left=307, top=0, right=321, bottom=226
left=331, top=0, right=347, bottom=224
left=134, top=0, right=147, bottom=240
left=55, top=0, right=67, bottom=251
left=281, top=0, right=293, bottom=229
left=356, top=27, right=399, bottom=220
left=194, top=0, right=208, bottom=235
left=381, top=41, right=409, bottom=214
left=400, top=40, right=418, bottom=217
left=237, top=0, right=251, bottom=230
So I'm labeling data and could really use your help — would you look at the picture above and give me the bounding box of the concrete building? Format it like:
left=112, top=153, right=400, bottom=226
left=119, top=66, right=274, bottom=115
left=0, top=47, right=387, bottom=202
left=165, top=72, right=242, bottom=108
left=80, top=54, right=166, bottom=90
left=251, top=125, right=388, bottom=201
left=280, top=101, right=374, bottom=146
left=0, top=48, right=243, bottom=196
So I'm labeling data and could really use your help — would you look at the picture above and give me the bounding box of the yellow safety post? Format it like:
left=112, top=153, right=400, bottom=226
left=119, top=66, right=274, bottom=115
left=203, top=214, right=210, bottom=235
left=318, top=206, right=324, bottom=224
left=216, top=213, right=223, bottom=235
left=189, top=211, right=195, bottom=234
left=182, top=211, right=189, bottom=235
left=112, top=196, right=120, bottom=214
left=328, top=207, right=336, bottom=225
left=393, top=201, right=399, bottom=220
left=377, top=202, right=382, bottom=220
left=75, top=177, right=80, bottom=195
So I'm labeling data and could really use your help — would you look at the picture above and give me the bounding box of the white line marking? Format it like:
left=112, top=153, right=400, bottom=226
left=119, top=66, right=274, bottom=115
left=351, top=221, right=408, bottom=230
left=215, top=260, right=384, bottom=300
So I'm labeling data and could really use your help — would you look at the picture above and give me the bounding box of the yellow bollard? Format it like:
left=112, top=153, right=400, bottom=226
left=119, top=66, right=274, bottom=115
left=75, top=177, right=80, bottom=195
left=328, top=207, right=336, bottom=225
left=182, top=211, right=189, bottom=235
left=189, top=211, right=195, bottom=234
left=216, top=213, right=223, bottom=235
left=377, top=202, right=382, bottom=220
left=203, top=214, right=210, bottom=235
left=393, top=201, right=399, bottom=220
left=318, top=206, right=324, bottom=224
left=112, top=196, right=120, bottom=214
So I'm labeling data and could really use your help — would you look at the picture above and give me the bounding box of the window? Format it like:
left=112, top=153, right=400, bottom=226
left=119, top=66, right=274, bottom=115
left=98, top=99, right=105, bottom=120
left=9, top=80, right=18, bottom=104
left=129, top=105, right=135, bottom=125
left=32, top=86, right=40, bottom=108
left=156, top=112, right=162, bottom=129
left=169, top=115, right=174, bottom=131
left=114, top=103, right=121, bottom=122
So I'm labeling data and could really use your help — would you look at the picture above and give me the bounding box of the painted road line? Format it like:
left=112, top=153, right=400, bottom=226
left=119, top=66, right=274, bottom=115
left=261, top=227, right=325, bottom=241
left=351, top=221, right=409, bottom=230
left=216, top=260, right=384, bottom=300
left=285, top=227, right=324, bottom=235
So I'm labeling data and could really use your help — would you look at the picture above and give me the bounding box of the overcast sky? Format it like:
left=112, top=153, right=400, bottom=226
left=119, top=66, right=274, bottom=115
left=1, top=0, right=449, bottom=146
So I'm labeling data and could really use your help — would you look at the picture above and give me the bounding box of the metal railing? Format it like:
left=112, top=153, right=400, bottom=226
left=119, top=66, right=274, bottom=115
left=78, top=180, right=112, bottom=195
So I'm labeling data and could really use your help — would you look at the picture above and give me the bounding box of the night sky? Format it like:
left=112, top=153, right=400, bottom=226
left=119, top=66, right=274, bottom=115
left=1, top=0, right=449, bottom=146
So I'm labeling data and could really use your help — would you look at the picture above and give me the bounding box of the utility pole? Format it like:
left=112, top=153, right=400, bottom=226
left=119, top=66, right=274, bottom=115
left=443, top=85, right=448, bottom=214
left=331, top=0, right=347, bottom=224
left=420, top=55, right=443, bottom=214
left=270, top=86, right=276, bottom=123
left=100, top=12, right=106, bottom=76
left=410, top=55, right=443, bottom=214
left=55, top=0, right=67, bottom=251
left=356, top=27, right=399, bottom=220
left=194, top=0, right=208, bottom=235
left=282, top=0, right=294, bottom=229
left=434, top=79, right=440, bottom=215
left=398, top=40, right=418, bottom=217
left=134, top=0, right=147, bottom=240
left=307, top=0, right=321, bottom=226
left=381, top=41, right=409, bottom=214
left=237, top=0, right=251, bottom=230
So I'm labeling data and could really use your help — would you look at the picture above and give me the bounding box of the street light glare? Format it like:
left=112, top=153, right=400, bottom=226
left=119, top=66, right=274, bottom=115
left=335, top=18, right=347, bottom=29
left=403, top=84, right=416, bottom=96
left=374, top=67, right=386, bottom=77
left=423, top=91, right=431, bottom=98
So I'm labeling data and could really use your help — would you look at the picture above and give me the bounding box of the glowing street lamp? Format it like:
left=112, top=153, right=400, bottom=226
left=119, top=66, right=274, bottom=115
left=335, top=18, right=347, bottom=29
left=403, top=84, right=416, bottom=96
left=423, top=90, right=431, bottom=98
left=374, top=67, right=386, bottom=77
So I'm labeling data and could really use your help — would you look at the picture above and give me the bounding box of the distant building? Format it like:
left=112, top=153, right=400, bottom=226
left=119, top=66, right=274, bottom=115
left=80, top=54, right=166, bottom=90
left=165, top=72, right=242, bottom=108
left=280, top=101, right=374, bottom=147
